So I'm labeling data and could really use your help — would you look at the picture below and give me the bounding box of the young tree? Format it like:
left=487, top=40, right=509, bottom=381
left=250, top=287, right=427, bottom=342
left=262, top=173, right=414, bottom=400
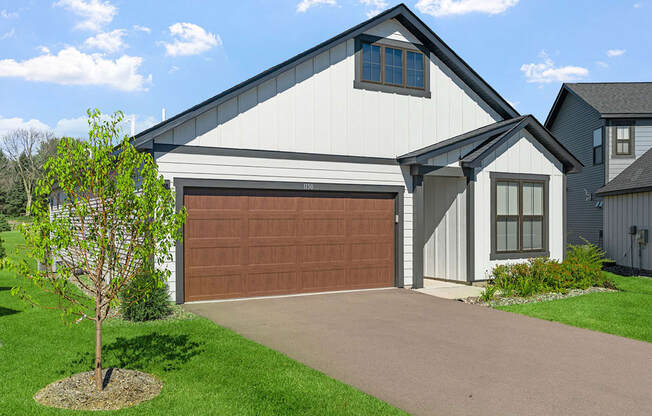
left=1, top=128, right=54, bottom=215
left=11, top=109, right=186, bottom=391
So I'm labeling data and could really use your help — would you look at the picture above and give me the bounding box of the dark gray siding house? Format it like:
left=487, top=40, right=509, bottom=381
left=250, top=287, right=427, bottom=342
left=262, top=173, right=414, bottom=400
left=545, top=82, right=652, bottom=247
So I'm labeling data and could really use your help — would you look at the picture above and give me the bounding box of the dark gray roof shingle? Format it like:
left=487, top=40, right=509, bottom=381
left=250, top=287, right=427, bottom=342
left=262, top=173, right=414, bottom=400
left=566, top=82, right=652, bottom=116
left=596, top=147, right=652, bottom=196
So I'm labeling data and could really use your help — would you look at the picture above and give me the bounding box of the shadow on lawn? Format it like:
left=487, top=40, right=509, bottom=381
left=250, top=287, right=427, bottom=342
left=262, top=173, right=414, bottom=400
left=0, top=287, right=12, bottom=291
left=68, top=333, right=203, bottom=374
left=0, top=306, right=20, bottom=317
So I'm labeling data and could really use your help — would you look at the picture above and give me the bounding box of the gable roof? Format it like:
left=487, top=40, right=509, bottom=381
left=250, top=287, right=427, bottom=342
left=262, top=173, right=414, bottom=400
left=132, top=3, right=518, bottom=148
left=398, top=115, right=583, bottom=174
left=546, top=82, right=652, bottom=127
left=596, top=147, right=652, bottom=197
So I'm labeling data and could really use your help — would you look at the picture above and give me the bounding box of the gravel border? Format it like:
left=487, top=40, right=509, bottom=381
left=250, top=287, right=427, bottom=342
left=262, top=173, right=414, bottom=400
left=34, top=368, right=162, bottom=411
left=462, top=286, right=617, bottom=307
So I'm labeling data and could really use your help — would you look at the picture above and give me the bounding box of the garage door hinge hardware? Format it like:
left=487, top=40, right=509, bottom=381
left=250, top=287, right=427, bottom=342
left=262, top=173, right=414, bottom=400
left=395, top=215, right=399, bottom=224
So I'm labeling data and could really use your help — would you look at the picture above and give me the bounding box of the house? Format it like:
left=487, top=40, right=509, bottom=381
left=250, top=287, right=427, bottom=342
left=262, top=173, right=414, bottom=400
left=545, top=82, right=652, bottom=247
left=596, top=147, right=652, bottom=272
left=132, top=4, right=582, bottom=303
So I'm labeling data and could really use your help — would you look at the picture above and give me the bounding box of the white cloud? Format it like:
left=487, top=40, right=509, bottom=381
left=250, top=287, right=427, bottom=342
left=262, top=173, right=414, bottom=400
left=416, top=0, right=518, bottom=17
left=360, top=0, right=388, bottom=17
left=596, top=61, right=608, bottom=68
left=634, top=2, right=642, bottom=8
left=161, top=22, right=221, bottom=57
left=296, top=0, right=338, bottom=13
left=520, top=51, right=588, bottom=84
left=132, top=24, right=150, bottom=33
left=607, top=49, right=625, bottom=57
left=0, top=28, right=14, bottom=40
left=168, top=65, right=179, bottom=74
left=1, top=9, right=19, bottom=19
left=0, top=115, right=51, bottom=137
left=84, top=29, right=126, bottom=53
left=38, top=46, right=50, bottom=54
left=0, top=46, right=151, bottom=91
left=53, top=113, right=157, bottom=137
left=54, top=0, right=117, bottom=32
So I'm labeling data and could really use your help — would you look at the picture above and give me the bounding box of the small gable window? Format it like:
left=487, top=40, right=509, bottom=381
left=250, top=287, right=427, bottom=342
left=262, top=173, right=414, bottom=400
left=355, top=35, right=430, bottom=98
left=612, top=123, right=634, bottom=157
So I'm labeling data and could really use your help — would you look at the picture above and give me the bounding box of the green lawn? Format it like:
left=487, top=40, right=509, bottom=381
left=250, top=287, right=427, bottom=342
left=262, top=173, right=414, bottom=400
left=498, top=272, right=652, bottom=342
left=0, top=231, right=406, bottom=415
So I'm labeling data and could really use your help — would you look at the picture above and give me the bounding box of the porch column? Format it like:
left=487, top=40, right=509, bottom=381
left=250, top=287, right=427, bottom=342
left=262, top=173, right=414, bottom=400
left=412, top=173, right=425, bottom=289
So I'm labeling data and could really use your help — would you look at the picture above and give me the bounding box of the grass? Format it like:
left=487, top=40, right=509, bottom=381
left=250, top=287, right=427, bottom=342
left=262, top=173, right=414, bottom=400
left=0, top=231, right=406, bottom=415
left=498, top=272, right=652, bottom=342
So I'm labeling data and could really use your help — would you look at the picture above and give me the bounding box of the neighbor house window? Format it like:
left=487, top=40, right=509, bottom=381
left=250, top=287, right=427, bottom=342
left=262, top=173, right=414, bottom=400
left=612, top=123, right=635, bottom=156
left=355, top=36, right=429, bottom=97
left=593, top=128, right=603, bottom=165
left=491, top=173, right=549, bottom=259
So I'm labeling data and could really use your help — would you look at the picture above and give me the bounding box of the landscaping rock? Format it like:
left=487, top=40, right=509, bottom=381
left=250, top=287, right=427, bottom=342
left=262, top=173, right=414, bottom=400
left=462, top=287, right=617, bottom=307
left=34, top=368, right=161, bottom=410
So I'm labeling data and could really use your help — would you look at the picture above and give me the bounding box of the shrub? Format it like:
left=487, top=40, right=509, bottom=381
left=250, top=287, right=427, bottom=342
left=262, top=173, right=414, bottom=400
left=0, top=237, right=5, bottom=258
left=0, top=215, right=10, bottom=232
left=479, top=284, right=498, bottom=302
left=119, top=271, right=172, bottom=322
left=488, top=243, right=613, bottom=298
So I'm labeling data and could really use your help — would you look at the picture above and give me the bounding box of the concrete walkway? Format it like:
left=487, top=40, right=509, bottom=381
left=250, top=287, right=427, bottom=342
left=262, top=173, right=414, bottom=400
left=416, top=278, right=485, bottom=299
left=184, top=289, right=652, bottom=416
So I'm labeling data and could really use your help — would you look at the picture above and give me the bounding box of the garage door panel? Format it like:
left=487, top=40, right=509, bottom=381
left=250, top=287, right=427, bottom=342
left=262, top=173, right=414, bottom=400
left=184, top=188, right=395, bottom=301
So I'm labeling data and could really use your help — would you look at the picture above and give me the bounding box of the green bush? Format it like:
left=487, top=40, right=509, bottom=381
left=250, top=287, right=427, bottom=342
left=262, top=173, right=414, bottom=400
left=0, top=237, right=5, bottom=258
left=119, top=270, right=172, bottom=322
left=487, top=243, right=613, bottom=298
left=0, top=215, right=10, bottom=232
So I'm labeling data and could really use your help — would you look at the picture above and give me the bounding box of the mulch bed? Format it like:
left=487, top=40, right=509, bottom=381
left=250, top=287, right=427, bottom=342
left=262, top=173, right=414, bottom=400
left=34, top=368, right=162, bottom=410
left=463, top=287, right=617, bottom=307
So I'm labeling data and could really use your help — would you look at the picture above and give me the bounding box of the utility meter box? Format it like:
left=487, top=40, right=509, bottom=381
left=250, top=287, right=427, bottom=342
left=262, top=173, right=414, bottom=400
left=637, top=229, right=649, bottom=245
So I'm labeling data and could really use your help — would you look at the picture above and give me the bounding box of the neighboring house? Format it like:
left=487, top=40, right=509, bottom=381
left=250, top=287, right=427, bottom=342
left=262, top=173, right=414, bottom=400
left=545, top=82, right=652, bottom=247
left=596, top=147, right=652, bottom=272
left=132, top=4, right=581, bottom=303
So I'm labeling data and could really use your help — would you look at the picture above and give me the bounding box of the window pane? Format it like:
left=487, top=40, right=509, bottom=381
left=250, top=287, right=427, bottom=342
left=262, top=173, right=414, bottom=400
left=362, top=43, right=381, bottom=82
left=523, top=219, right=543, bottom=250
left=385, top=47, right=402, bottom=85
left=593, top=128, right=602, bottom=147
left=406, top=51, right=424, bottom=88
left=594, top=146, right=603, bottom=164
left=497, top=182, right=519, bottom=215
left=523, top=183, right=543, bottom=215
left=617, top=126, right=629, bottom=141
left=497, top=218, right=519, bottom=251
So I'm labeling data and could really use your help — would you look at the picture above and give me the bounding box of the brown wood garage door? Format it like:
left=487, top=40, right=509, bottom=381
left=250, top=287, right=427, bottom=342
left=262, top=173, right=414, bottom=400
left=183, top=188, right=396, bottom=301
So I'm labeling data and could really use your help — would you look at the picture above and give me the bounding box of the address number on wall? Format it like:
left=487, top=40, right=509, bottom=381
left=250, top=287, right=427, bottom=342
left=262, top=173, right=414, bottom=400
left=303, top=183, right=314, bottom=190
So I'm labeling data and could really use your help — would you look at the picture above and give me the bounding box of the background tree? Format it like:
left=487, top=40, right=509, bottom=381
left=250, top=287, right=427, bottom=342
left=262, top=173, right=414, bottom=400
left=11, top=109, right=186, bottom=391
left=1, top=128, right=56, bottom=215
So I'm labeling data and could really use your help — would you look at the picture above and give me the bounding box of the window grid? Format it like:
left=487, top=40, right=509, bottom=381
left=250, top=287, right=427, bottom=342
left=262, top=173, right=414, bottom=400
left=613, top=124, right=634, bottom=156
left=593, top=128, right=603, bottom=165
left=360, top=41, right=425, bottom=91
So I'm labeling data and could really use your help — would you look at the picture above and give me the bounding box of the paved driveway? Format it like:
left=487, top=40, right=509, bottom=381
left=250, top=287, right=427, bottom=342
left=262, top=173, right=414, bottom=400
left=184, top=289, right=652, bottom=416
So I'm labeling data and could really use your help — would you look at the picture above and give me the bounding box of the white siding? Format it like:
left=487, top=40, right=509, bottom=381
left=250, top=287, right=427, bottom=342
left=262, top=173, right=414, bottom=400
left=155, top=152, right=413, bottom=299
left=363, top=19, right=423, bottom=44
left=472, top=130, right=565, bottom=281
left=423, top=176, right=467, bottom=281
left=152, top=22, right=500, bottom=158
left=603, top=191, right=652, bottom=271
left=607, top=122, right=652, bottom=181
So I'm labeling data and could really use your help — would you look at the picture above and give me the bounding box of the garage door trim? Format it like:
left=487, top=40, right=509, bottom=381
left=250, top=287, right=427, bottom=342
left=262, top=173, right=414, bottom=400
left=173, top=178, right=405, bottom=304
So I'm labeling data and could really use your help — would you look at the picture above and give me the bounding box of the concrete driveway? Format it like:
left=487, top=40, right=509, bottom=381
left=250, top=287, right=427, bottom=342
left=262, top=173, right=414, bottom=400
left=184, top=288, right=652, bottom=416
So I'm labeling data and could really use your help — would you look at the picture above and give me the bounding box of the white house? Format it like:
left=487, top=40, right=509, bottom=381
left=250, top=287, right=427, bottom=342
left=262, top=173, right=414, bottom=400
left=132, top=4, right=582, bottom=303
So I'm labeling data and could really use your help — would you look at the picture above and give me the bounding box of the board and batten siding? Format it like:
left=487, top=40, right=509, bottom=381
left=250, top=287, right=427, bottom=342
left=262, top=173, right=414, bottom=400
left=603, top=191, right=652, bottom=271
left=423, top=176, right=467, bottom=281
left=607, top=120, right=652, bottom=181
left=152, top=19, right=501, bottom=159
left=471, top=130, right=565, bottom=281
left=154, top=151, right=413, bottom=300
left=547, top=92, right=604, bottom=246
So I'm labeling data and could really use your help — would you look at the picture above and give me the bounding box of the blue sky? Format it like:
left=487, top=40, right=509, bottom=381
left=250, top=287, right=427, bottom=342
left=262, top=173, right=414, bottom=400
left=0, top=0, right=650, bottom=138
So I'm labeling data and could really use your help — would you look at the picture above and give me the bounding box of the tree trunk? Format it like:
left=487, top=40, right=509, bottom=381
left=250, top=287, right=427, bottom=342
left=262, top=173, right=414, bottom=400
left=25, top=192, right=32, bottom=216
left=95, top=314, right=103, bottom=391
